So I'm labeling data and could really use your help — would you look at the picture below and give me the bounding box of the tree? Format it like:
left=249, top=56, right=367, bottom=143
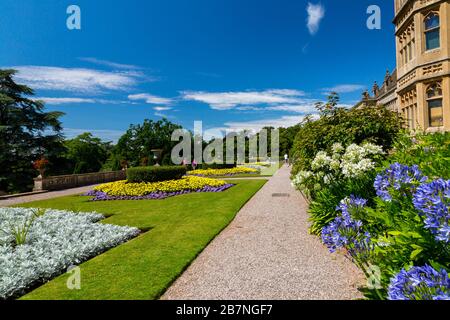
left=0, top=69, right=64, bottom=193
left=65, top=133, right=110, bottom=174
left=114, top=119, right=183, bottom=167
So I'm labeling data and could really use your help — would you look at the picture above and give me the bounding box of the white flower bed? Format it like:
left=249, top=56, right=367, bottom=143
left=0, top=208, right=140, bottom=299
left=292, top=142, right=384, bottom=196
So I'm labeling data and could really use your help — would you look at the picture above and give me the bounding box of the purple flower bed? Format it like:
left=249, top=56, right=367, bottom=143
left=84, top=184, right=235, bottom=201
left=388, top=265, right=450, bottom=300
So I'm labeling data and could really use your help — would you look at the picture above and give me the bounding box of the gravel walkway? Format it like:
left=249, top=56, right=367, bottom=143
left=0, top=185, right=98, bottom=207
left=162, top=165, right=365, bottom=300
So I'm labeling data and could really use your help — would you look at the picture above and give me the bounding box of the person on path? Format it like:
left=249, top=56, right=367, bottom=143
left=284, top=154, right=289, bottom=165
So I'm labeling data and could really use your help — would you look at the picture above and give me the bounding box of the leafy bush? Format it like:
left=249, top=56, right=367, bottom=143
left=291, top=95, right=403, bottom=176
left=320, top=162, right=450, bottom=300
left=386, top=131, right=450, bottom=179
left=126, top=166, right=187, bottom=183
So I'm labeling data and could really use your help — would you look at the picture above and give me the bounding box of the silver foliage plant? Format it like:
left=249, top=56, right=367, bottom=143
left=0, top=208, right=140, bottom=299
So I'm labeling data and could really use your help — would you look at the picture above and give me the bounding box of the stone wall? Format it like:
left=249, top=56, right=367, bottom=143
left=33, top=170, right=126, bottom=191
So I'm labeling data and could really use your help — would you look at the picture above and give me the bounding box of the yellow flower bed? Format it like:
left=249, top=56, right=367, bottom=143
left=94, top=176, right=228, bottom=197
left=188, top=167, right=259, bottom=176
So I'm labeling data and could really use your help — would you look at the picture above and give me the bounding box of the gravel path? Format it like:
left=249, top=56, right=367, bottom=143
left=0, top=185, right=98, bottom=207
left=162, top=165, right=365, bottom=300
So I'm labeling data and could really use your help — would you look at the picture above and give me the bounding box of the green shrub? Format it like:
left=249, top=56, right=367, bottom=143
left=386, top=131, right=450, bottom=179
left=308, top=172, right=377, bottom=235
left=291, top=95, right=403, bottom=176
left=126, top=166, right=187, bottom=183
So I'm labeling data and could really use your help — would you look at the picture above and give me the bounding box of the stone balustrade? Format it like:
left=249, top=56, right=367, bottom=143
left=33, top=170, right=126, bottom=192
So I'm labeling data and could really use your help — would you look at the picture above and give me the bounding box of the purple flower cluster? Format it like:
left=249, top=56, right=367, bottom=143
left=413, top=179, right=450, bottom=243
left=84, top=184, right=235, bottom=201
left=336, top=195, right=368, bottom=219
left=388, top=265, right=450, bottom=300
left=322, top=196, right=371, bottom=256
left=374, top=163, right=427, bottom=201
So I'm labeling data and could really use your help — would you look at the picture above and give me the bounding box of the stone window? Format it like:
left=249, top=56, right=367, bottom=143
left=424, top=12, right=440, bottom=51
left=426, top=82, right=443, bottom=127
left=398, top=23, right=415, bottom=66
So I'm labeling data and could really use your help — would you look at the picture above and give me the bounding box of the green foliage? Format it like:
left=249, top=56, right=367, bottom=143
left=10, top=216, right=36, bottom=247
left=291, top=93, right=403, bottom=176
left=387, top=131, right=450, bottom=179
left=308, top=172, right=377, bottom=235
left=114, top=119, right=182, bottom=167
left=306, top=132, right=450, bottom=299
left=126, top=166, right=187, bottom=183
left=0, top=69, right=64, bottom=193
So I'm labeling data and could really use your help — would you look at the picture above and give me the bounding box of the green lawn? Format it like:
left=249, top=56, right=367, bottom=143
left=16, top=179, right=266, bottom=300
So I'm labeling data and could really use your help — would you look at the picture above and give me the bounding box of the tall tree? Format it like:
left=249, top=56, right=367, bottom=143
left=114, top=118, right=183, bottom=167
left=0, top=69, right=64, bottom=193
left=65, top=133, right=111, bottom=174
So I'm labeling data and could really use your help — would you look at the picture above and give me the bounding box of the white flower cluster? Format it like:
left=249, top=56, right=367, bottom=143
left=292, top=142, right=384, bottom=195
left=0, top=208, right=140, bottom=300
left=340, top=143, right=383, bottom=178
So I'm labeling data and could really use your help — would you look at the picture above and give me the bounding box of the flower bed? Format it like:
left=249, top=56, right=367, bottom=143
left=0, top=208, right=139, bottom=299
left=291, top=133, right=450, bottom=300
left=188, top=167, right=259, bottom=177
left=86, top=176, right=234, bottom=201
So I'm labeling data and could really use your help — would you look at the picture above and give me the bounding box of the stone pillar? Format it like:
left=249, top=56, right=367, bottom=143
left=443, top=76, right=450, bottom=130
left=33, top=177, right=44, bottom=192
left=416, top=82, right=427, bottom=131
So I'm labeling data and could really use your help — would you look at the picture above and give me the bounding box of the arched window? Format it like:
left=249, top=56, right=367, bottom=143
left=426, top=82, right=443, bottom=127
left=424, top=12, right=440, bottom=50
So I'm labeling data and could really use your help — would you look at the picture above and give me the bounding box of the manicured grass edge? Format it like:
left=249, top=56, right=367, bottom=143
left=156, top=179, right=266, bottom=299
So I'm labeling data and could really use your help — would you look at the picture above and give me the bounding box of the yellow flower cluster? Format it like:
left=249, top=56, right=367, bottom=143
left=244, top=162, right=272, bottom=167
left=94, top=176, right=228, bottom=197
left=188, top=167, right=259, bottom=176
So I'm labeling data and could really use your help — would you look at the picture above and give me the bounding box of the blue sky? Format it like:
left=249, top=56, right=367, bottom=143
left=0, top=0, right=396, bottom=142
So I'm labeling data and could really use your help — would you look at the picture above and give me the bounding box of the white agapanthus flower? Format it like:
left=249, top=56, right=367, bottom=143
left=292, top=170, right=314, bottom=190
left=331, top=143, right=345, bottom=154
left=311, top=151, right=333, bottom=170
left=291, top=142, right=384, bottom=194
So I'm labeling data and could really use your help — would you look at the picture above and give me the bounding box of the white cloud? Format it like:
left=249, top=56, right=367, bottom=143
left=13, top=66, right=145, bottom=93
left=78, top=57, right=140, bottom=70
left=266, top=104, right=317, bottom=113
left=153, top=106, right=172, bottom=111
left=64, top=128, right=125, bottom=143
left=322, top=84, right=366, bottom=94
left=36, top=97, right=96, bottom=105
left=306, top=3, right=325, bottom=35
left=206, top=115, right=317, bottom=139
left=128, top=93, right=173, bottom=105
left=36, top=97, right=131, bottom=105
left=181, top=89, right=306, bottom=110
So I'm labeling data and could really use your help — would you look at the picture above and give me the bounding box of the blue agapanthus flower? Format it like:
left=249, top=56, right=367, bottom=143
left=323, top=196, right=371, bottom=257
left=388, top=265, right=450, bottom=300
left=374, top=163, right=427, bottom=201
left=413, top=179, right=450, bottom=243
left=336, top=195, right=368, bottom=219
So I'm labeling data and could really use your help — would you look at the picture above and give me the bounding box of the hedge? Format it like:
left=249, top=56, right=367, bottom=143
left=126, top=166, right=187, bottom=183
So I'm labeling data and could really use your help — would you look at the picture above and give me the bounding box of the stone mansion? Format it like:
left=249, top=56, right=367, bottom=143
left=359, top=0, right=450, bottom=132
